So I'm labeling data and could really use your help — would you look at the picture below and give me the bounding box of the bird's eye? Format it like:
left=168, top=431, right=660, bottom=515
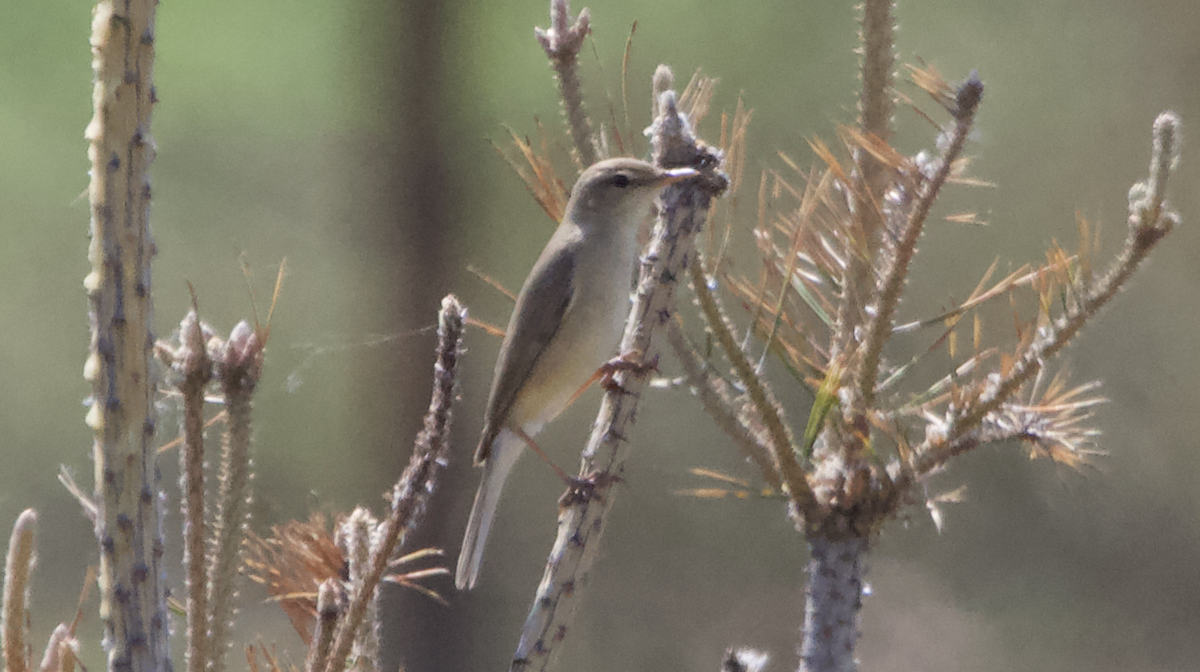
left=611, top=173, right=631, bottom=188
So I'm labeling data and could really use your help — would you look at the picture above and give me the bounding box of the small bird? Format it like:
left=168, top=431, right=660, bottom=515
left=456, top=157, right=697, bottom=590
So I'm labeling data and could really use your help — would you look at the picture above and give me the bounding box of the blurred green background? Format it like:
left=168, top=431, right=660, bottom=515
left=2, top=1, right=1199, bottom=670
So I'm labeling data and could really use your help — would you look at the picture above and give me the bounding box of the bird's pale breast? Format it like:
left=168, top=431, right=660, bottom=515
left=507, top=226, right=639, bottom=430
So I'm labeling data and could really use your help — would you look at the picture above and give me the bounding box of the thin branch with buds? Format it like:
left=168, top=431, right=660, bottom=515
left=536, top=0, right=597, bottom=167
left=322, top=295, right=466, bottom=672
left=177, top=310, right=212, bottom=672
left=206, top=321, right=265, bottom=672
left=3, top=510, right=36, bottom=672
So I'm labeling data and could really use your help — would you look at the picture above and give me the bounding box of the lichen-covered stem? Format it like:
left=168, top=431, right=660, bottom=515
left=798, top=537, right=868, bottom=672
left=82, top=1, right=169, bottom=670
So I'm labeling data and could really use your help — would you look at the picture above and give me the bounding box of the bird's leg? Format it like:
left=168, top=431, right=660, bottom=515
left=598, top=351, right=659, bottom=394
left=558, top=470, right=621, bottom=508
left=513, top=427, right=573, bottom=483
left=563, top=351, right=659, bottom=408
left=513, top=427, right=620, bottom=507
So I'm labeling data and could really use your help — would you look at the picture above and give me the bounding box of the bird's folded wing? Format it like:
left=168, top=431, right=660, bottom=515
left=476, top=240, right=577, bottom=462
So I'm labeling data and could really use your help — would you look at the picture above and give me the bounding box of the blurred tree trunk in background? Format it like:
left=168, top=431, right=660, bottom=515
left=342, top=1, right=466, bottom=670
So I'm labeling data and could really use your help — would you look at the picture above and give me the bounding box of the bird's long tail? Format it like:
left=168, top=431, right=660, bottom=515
left=456, top=429, right=523, bottom=590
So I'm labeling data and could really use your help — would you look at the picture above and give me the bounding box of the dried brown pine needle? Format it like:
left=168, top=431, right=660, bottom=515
left=675, top=468, right=780, bottom=499
left=706, top=99, right=753, bottom=266
left=493, top=125, right=570, bottom=224
left=156, top=410, right=227, bottom=455
left=245, top=514, right=346, bottom=645
left=1004, top=371, right=1105, bottom=467
left=239, top=256, right=287, bottom=347
left=246, top=641, right=295, bottom=672
left=906, top=62, right=955, bottom=112
left=678, top=70, right=718, bottom=129
left=465, top=265, right=517, bottom=302
left=838, top=125, right=907, bottom=171
left=245, top=512, right=448, bottom=645
left=466, top=318, right=506, bottom=339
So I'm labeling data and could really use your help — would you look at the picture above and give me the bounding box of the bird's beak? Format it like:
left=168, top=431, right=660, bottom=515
left=654, top=166, right=700, bottom=187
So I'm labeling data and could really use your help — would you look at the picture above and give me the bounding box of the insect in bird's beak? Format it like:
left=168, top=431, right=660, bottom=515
left=655, top=166, right=700, bottom=187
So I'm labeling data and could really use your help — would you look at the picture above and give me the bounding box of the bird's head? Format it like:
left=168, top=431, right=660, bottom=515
left=566, top=157, right=697, bottom=228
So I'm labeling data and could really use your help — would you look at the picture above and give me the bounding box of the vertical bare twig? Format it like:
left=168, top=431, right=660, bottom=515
left=510, top=83, right=726, bottom=672
left=83, top=1, right=169, bottom=670
left=833, top=0, right=895, bottom=359
left=305, top=581, right=341, bottom=672
left=536, top=0, right=597, bottom=167
left=3, top=509, right=37, bottom=672
left=177, top=310, right=212, bottom=672
left=857, top=0, right=895, bottom=146
left=338, top=509, right=381, bottom=672
left=322, top=295, right=466, bottom=672
left=206, top=321, right=264, bottom=672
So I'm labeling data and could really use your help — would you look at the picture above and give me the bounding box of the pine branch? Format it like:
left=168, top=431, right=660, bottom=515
left=322, top=295, right=465, bottom=672
left=510, top=83, right=726, bottom=672
left=3, top=510, right=37, bottom=672
left=536, top=0, right=597, bottom=167
left=206, top=322, right=264, bottom=672
left=83, top=2, right=170, bottom=669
